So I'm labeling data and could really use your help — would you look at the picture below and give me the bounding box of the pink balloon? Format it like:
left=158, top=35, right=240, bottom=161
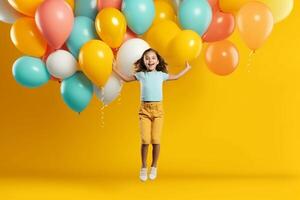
left=202, top=11, right=235, bottom=43
left=98, top=0, right=122, bottom=10
left=35, top=0, right=74, bottom=49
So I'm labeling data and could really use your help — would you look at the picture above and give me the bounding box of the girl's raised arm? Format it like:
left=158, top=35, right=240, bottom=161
left=112, top=60, right=137, bottom=82
left=167, top=61, right=192, bottom=81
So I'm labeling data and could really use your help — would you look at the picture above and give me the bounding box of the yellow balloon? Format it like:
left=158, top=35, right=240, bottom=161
left=145, top=20, right=180, bottom=58
left=10, top=17, right=47, bottom=57
left=153, top=1, right=176, bottom=24
left=95, top=8, right=127, bottom=48
left=64, top=0, right=74, bottom=10
left=219, top=0, right=293, bottom=23
left=261, top=0, right=293, bottom=23
left=166, top=30, right=202, bottom=67
left=219, top=0, right=247, bottom=13
left=236, top=2, right=273, bottom=51
left=79, top=40, right=113, bottom=87
left=8, top=0, right=44, bottom=17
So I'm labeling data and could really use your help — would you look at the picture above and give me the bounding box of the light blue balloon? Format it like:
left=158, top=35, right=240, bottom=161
left=75, top=0, right=98, bottom=19
left=61, top=72, right=93, bottom=113
left=179, top=0, right=212, bottom=36
left=66, top=16, right=98, bottom=58
left=122, top=0, right=155, bottom=35
left=12, top=56, right=50, bottom=88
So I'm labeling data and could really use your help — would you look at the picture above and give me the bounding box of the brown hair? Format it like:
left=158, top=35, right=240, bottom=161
left=134, top=48, right=168, bottom=73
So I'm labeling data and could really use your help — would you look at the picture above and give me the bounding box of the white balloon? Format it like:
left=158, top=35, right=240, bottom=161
left=116, top=38, right=150, bottom=77
left=0, top=0, right=23, bottom=24
left=94, top=74, right=123, bottom=105
left=46, top=50, right=78, bottom=79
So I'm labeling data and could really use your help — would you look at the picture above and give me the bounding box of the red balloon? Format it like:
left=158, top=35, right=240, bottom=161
left=50, top=75, right=61, bottom=83
left=205, top=40, right=239, bottom=76
left=207, top=0, right=219, bottom=11
left=42, top=43, right=69, bottom=61
left=98, top=0, right=122, bottom=10
left=202, top=11, right=235, bottom=43
left=124, top=28, right=137, bottom=42
left=111, top=47, right=119, bottom=56
left=35, top=0, right=74, bottom=49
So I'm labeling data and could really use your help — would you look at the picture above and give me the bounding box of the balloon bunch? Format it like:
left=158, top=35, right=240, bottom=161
left=171, top=0, right=293, bottom=75
left=0, top=0, right=294, bottom=112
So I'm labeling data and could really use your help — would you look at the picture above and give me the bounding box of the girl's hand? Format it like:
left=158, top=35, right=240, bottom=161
left=167, top=61, right=192, bottom=81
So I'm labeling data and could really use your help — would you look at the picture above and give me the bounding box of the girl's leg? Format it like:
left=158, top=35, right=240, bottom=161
left=151, top=144, right=160, bottom=167
left=141, top=144, right=149, bottom=168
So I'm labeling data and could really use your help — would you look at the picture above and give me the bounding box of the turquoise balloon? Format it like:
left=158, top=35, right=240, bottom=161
left=122, top=0, right=155, bottom=35
left=12, top=56, right=50, bottom=88
left=179, top=0, right=212, bottom=36
left=67, top=16, right=98, bottom=58
left=61, top=72, right=93, bottom=112
left=75, top=0, right=98, bottom=19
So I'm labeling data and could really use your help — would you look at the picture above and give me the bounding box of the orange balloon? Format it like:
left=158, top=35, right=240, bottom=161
left=205, top=40, right=239, bottom=76
left=10, top=17, right=47, bottom=57
left=8, top=0, right=73, bottom=15
left=8, top=0, right=44, bottom=16
left=236, top=1, right=273, bottom=51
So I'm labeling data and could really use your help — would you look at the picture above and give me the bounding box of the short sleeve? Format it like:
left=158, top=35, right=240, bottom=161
left=134, top=72, right=143, bottom=80
left=161, top=72, right=169, bottom=81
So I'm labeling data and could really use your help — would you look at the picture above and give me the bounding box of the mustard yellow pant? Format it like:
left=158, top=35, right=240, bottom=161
left=138, top=102, right=164, bottom=144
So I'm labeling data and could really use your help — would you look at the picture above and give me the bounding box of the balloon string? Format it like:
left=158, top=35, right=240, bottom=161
left=117, top=93, right=122, bottom=105
left=246, top=50, right=256, bottom=72
left=100, top=104, right=105, bottom=128
left=99, top=87, right=106, bottom=128
left=100, top=86, right=105, bottom=102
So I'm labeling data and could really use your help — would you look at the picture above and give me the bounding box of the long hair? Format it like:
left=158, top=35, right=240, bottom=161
left=134, top=48, right=168, bottom=73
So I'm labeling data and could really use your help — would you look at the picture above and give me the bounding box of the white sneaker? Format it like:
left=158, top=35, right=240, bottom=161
left=139, top=168, right=148, bottom=182
left=149, top=167, right=157, bottom=180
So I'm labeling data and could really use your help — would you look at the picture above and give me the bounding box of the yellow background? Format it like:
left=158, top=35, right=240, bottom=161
left=1, top=1, right=300, bottom=180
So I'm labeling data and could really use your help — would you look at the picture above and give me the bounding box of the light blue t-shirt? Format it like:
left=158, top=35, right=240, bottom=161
left=134, top=71, right=169, bottom=101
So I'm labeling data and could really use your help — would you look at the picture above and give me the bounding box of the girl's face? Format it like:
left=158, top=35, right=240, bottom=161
left=143, top=51, right=159, bottom=71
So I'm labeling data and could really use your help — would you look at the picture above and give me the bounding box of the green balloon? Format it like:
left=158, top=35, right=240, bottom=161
left=12, top=56, right=50, bottom=88
left=61, top=72, right=93, bottom=112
